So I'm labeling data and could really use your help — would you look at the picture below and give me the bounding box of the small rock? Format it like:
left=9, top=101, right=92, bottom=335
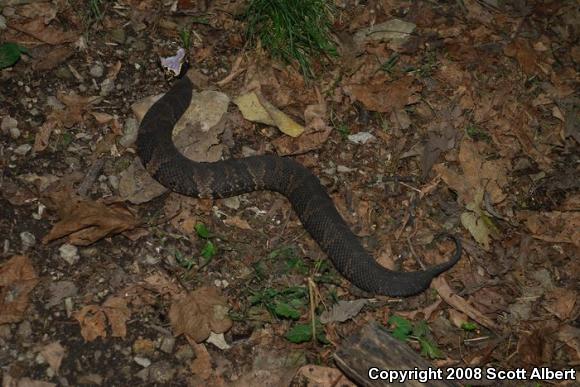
left=108, top=175, right=119, bottom=190
left=59, top=243, right=79, bottom=265
left=90, top=63, right=104, bottom=78
left=241, top=146, right=257, bottom=157
left=174, top=345, right=194, bottom=362
left=20, top=231, right=36, bottom=250
left=348, top=132, right=376, bottom=144
left=337, top=165, right=355, bottom=173
left=149, top=361, right=176, bottom=384
left=0, top=15, right=6, bottom=30
left=119, top=118, right=138, bottom=147
left=110, top=28, right=126, bottom=44
left=134, top=356, right=151, bottom=368
left=13, top=144, right=31, bottom=156
left=9, top=127, right=21, bottom=139
left=17, top=320, right=32, bottom=338
left=222, top=197, right=240, bottom=210
left=55, top=66, right=73, bottom=79
left=1, top=115, right=18, bottom=134
left=100, top=78, right=114, bottom=96
left=159, top=336, right=175, bottom=354
left=46, top=96, right=64, bottom=110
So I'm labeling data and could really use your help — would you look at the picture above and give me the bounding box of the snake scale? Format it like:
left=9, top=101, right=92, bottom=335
left=136, top=72, right=462, bottom=296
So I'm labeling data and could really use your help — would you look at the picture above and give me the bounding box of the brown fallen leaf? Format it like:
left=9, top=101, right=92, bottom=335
left=292, top=365, right=356, bottom=387
left=40, top=342, right=66, bottom=374
left=142, top=272, right=185, bottom=298
left=432, top=277, right=498, bottom=331
left=543, top=287, right=577, bottom=320
left=516, top=326, right=555, bottom=366
left=520, top=210, right=580, bottom=247
left=272, top=126, right=332, bottom=156
left=557, top=325, right=580, bottom=361
left=34, top=92, right=100, bottom=152
left=9, top=18, right=78, bottom=45
left=73, top=305, right=107, bottom=341
left=0, top=255, right=39, bottom=324
left=188, top=340, right=213, bottom=380
left=73, top=296, right=130, bottom=341
left=223, top=215, right=252, bottom=230
left=345, top=76, right=418, bottom=113
left=42, top=186, right=138, bottom=246
left=169, top=287, right=232, bottom=343
left=2, top=375, right=56, bottom=387
left=102, top=296, right=131, bottom=338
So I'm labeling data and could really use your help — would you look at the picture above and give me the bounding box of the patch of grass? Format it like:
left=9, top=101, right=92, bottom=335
left=466, top=123, right=491, bottom=141
left=88, top=0, right=104, bottom=20
left=243, top=0, right=337, bottom=77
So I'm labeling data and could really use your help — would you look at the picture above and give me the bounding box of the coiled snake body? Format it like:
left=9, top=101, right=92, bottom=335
left=137, top=73, right=461, bottom=296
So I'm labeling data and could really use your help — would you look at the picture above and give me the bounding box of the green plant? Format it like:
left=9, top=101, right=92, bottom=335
left=248, top=286, right=308, bottom=320
left=0, top=43, right=29, bottom=69
left=243, top=0, right=337, bottom=77
left=388, top=315, right=443, bottom=359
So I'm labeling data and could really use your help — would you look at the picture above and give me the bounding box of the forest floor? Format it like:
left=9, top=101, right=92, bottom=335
left=0, top=0, right=578, bottom=386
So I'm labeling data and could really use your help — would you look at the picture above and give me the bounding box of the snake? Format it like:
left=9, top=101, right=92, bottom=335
left=136, top=72, right=462, bottom=297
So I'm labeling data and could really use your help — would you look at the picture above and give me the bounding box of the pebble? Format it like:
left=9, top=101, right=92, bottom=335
left=20, top=231, right=36, bottom=250
left=90, top=63, right=104, bottom=78
left=16, top=320, right=32, bottom=338
left=110, top=28, right=126, bottom=44
left=46, top=96, right=64, bottom=110
left=148, top=361, right=176, bottom=383
left=10, top=127, right=21, bottom=139
left=119, top=118, right=138, bottom=147
left=14, top=144, right=32, bottom=156
left=348, top=132, right=376, bottom=144
left=159, top=336, right=175, bottom=354
left=337, top=165, right=355, bottom=173
left=134, top=356, right=151, bottom=368
left=59, top=243, right=80, bottom=265
left=0, top=15, right=6, bottom=30
left=1, top=115, right=17, bottom=134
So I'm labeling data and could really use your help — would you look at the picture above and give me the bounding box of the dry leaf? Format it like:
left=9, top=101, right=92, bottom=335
left=102, top=296, right=130, bottom=338
left=42, top=186, right=138, bottom=246
left=189, top=341, right=213, bottom=380
left=272, top=126, right=332, bottom=156
left=9, top=18, right=78, bottom=45
left=40, top=342, right=66, bottom=374
left=234, top=92, right=305, bottom=137
left=320, top=299, right=367, bottom=323
left=521, top=211, right=580, bottom=247
left=293, top=365, right=355, bottom=387
left=346, top=76, right=417, bottom=113
left=73, top=305, right=107, bottom=341
left=543, top=288, right=577, bottom=320
left=169, top=287, right=232, bottom=343
left=223, top=216, right=252, bottom=230
left=0, top=255, right=39, bottom=324
left=432, top=277, right=498, bottom=331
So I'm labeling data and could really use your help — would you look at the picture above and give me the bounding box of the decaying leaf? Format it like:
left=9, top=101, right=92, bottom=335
left=320, top=299, right=367, bottom=324
left=234, top=91, right=304, bottom=137
left=293, top=365, right=355, bottom=387
left=345, top=76, right=418, bottom=113
left=0, top=255, right=39, bottom=324
left=73, top=296, right=130, bottom=341
left=169, top=286, right=232, bottom=343
left=42, top=186, right=138, bottom=246
left=40, top=342, right=66, bottom=374
left=520, top=210, right=580, bottom=247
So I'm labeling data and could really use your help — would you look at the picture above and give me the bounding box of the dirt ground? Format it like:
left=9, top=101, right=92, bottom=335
left=0, top=0, right=578, bottom=386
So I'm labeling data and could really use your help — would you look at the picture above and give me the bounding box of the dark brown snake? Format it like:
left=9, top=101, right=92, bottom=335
left=136, top=73, right=461, bottom=296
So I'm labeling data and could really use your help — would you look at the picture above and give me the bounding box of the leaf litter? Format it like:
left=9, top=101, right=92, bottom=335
left=1, top=0, right=579, bottom=385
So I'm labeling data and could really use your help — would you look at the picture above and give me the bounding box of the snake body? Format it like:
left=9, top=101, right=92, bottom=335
left=137, top=73, right=461, bottom=296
